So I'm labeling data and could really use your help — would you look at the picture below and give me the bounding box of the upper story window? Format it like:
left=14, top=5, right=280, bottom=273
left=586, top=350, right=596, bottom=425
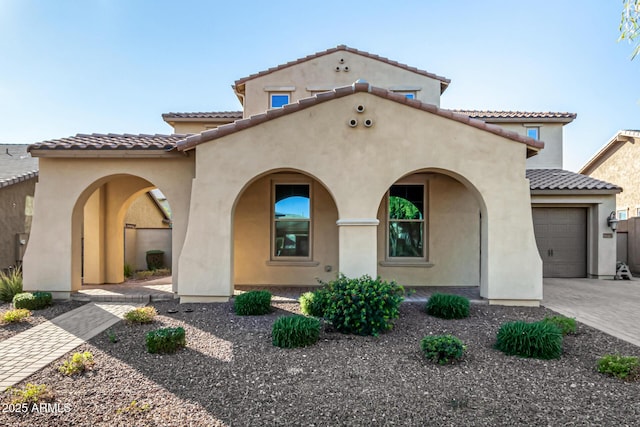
left=388, top=184, right=426, bottom=259
left=618, top=209, right=628, bottom=220
left=526, top=127, right=540, bottom=140
left=273, top=183, right=311, bottom=258
left=395, top=91, right=416, bottom=99
left=270, top=93, right=290, bottom=109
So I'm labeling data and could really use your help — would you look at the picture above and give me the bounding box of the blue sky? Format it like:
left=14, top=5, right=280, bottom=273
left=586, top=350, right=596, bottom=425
left=1, top=1, right=637, bottom=171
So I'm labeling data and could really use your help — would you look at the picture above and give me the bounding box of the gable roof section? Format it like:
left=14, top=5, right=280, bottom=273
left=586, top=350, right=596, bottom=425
left=176, top=82, right=544, bottom=155
left=162, top=111, right=243, bottom=125
left=527, top=169, right=621, bottom=194
left=28, top=133, right=188, bottom=157
left=579, top=130, right=640, bottom=175
left=0, top=144, right=39, bottom=189
left=453, top=110, right=576, bottom=124
left=233, top=45, right=451, bottom=95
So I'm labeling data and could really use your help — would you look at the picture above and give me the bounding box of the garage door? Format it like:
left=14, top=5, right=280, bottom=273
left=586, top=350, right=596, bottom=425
left=532, top=207, right=587, bottom=278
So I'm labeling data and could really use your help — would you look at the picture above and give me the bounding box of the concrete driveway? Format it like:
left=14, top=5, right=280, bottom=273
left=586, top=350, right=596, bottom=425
left=543, top=277, right=640, bottom=347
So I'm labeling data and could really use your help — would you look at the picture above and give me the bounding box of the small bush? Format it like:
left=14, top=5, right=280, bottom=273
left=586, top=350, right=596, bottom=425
left=134, top=270, right=155, bottom=280
left=8, top=383, right=54, bottom=407
left=146, top=327, right=186, bottom=354
left=420, top=335, right=466, bottom=365
left=116, top=400, right=151, bottom=414
left=425, top=293, right=470, bottom=319
left=0, top=267, right=23, bottom=303
left=154, top=268, right=171, bottom=276
left=13, top=291, right=52, bottom=310
left=58, top=351, right=95, bottom=376
left=597, top=354, right=640, bottom=380
left=322, top=274, right=404, bottom=336
left=495, top=320, right=563, bottom=359
left=123, top=263, right=134, bottom=278
left=299, top=289, right=330, bottom=317
left=234, top=290, right=272, bottom=316
left=1, top=308, right=31, bottom=323
left=124, top=306, right=157, bottom=324
left=272, top=315, right=321, bottom=348
left=542, top=315, right=577, bottom=336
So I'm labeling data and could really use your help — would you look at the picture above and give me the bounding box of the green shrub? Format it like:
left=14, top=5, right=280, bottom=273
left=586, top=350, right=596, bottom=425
left=7, top=383, right=54, bottom=407
left=425, top=293, right=470, bottom=319
left=154, top=268, right=171, bottom=276
left=146, top=327, right=186, bottom=354
left=124, top=306, right=157, bottom=323
left=123, top=263, right=134, bottom=278
left=420, top=335, right=466, bottom=365
left=13, top=291, right=52, bottom=310
left=1, top=308, right=31, bottom=323
left=0, top=267, right=23, bottom=303
left=299, top=289, right=330, bottom=317
left=272, top=315, right=321, bottom=348
left=542, top=315, right=577, bottom=336
left=234, top=290, right=272, bottom=316
left=597, top=354, right=640, bottom=380
left=58, top=351, right=95, bottom=376
left=322, top=274, right=404, bottom=336
left=495, top=320, right=563, bottom=359
left=134, top=270, right=154, bottom=280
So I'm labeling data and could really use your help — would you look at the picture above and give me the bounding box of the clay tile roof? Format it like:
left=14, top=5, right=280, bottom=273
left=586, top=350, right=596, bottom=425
left=526, top=169, right=621, bottom=192
left=28, top=133, right=188, bottom=152
left=0, top=144, right=39, bottom=189
left=452, top=110, right=576, bottom=123
left=579, top=130, right=640, bottom=175
left=177, top=82, right=544, bottom=154
left=162, top=111, right=243, bottom=120
left=234, top=45, right=451, bottom=94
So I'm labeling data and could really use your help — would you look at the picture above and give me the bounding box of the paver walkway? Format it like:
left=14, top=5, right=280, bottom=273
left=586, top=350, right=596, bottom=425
left=543, top=277, right=640, bottom=347
left=0, top=302, right=141, bottom=390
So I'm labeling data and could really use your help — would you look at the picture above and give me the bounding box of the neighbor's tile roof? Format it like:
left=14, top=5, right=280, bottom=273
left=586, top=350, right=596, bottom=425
left=527, top=169, right=621, bottom=192
left=234, top=45, right=451, bottom=93
left=177, top=82, right=544, bottom=153
left=28, top=133, right=188, bottom=152
left=453, top=110, right=576, bottom=123
left=162, top=111, right=243, bottom=120
left=0, top=144, right=39, bottom=189
left=579, top=130, right=640, bottom=175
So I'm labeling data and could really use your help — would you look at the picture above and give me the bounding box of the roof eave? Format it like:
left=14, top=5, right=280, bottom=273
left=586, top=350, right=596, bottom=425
left=28, top=149, right=185, bottom=159
left=530, top=189, right=622, bottom=195
left=483, top=117, right=576, bottom=124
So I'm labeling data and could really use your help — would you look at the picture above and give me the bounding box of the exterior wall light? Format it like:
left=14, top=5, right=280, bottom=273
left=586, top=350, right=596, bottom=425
left=607, top=211, right=619, bottom=232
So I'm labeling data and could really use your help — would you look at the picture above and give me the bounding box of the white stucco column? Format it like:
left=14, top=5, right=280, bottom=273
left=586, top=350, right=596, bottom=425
left=336, top=219, right=379, bottom=278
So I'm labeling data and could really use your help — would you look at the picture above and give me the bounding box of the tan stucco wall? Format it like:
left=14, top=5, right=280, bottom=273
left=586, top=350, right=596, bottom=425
left=531, top=194, right=617, bottom=278
left=242, top=51, right=443, bottom=117
left=23, top=156, right=194, bottom=297
left=179, top=92, right=542, bottom=304
left=233, top=173, right=339, bottom=285
left=493, top=123, right=565, bottom=169
left=0, top=178, right=36, bottom=269
left=125, top=193, right=169, bottom=229
left=586, top=141, right=639, bottom=217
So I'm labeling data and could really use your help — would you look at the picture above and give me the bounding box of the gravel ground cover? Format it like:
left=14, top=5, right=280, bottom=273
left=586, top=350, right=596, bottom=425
left=0, top=300, right=88, bottom=341
left=2, top=300, right=640, bottom=426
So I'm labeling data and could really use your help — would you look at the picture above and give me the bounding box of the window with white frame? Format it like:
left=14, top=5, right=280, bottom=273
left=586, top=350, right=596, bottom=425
left=526, top=126, right=540, bottom=140
left=636, top=207, right=640, bottom=217
left=388, top=184, right=426, bottom=259
left=269, top=93, right=290, bottom=109
left=618, top=209, right=628, bottom=220
left=273, top=183, right=311, bottom=258
left=394, top=91, right=417, bottom=99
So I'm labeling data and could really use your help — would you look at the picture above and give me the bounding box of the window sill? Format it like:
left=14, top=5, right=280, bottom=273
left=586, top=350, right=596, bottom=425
left=379, top=261, right=434, bottom=268
left=266, top=260, right=320, bottom=267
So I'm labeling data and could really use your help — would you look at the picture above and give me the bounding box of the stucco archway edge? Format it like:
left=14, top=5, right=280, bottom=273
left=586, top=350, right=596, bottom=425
left=178, top=92, right=542, bottom=304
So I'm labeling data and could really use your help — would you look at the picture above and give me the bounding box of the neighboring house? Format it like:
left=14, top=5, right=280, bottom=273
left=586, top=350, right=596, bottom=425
left=0, top=145, right=38, bottom=271
left=23, top=45, right=620, bottom=305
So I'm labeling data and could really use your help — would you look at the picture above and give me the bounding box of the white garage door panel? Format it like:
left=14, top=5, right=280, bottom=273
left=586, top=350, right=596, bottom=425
left=532, top=208, right=587, bottom=278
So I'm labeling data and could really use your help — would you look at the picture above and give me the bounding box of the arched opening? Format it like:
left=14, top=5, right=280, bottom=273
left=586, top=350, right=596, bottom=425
left=232, top=169, right=339, bottom=287
left=376, top=169, right=486, bottom=288
left=72, top=174, right=174, bottom=288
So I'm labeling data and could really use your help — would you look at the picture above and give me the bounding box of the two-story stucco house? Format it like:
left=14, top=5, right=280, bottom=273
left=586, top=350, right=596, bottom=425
left=23, top=45, right=620, bottom=306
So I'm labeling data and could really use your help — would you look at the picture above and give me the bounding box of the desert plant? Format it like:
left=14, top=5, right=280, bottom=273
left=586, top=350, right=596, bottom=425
left=8, top=383, right=54, bottom=407
left=58, top=351, right=95, bottom=376
left=234, top=290, right=272, bottom=316
left=146, top=327, right=186, bottom=354
left=116, top=400, right=151, bottom=414
left=106, top=329, right=118, bottom=343
left=123, top=263, right=134, bottom=278
left=1, top=308, right=31, bottom=323
left=272, top=315, right=321, bottom=348
left=124, top=306, right=158, bottom=323
left=0, top=266, right=23, bottom=302
left=299, top=289, right=330, bottom=317
left=597, top=354, right=640, bottom=380
left=425, top=293, right=470, bottom=319
left=321, top=274, right=404, bottom=336
left=134, top=270, right=155, bottom=280
left=495, top=320, right=563, bottom=359
left=420, top=335, right=467, bottom=365
left=12, top=291, right=52, bottom=310
left=153, top=268, right=171, bottom=276
left=542, top=315, right=577, bottom=336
